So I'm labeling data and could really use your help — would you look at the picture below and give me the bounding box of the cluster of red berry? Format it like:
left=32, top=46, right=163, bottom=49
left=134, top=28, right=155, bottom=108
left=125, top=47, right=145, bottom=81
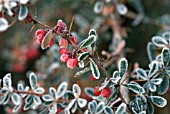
left=57, top=20, right=79, bottom=69
left=34, top=20, right=80, bottom=69
left=94, top=86, right=112, bottom=98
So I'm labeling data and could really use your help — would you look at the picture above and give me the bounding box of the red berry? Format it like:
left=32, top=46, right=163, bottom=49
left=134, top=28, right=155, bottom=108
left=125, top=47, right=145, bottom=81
left=35, top=29, right=46, bottom=37
left=55, top=20, right=67, bottom=33
left=91, top=74, right=97, bottom=80
left=60, top=54, right=70, bottom=62
left=56, top=108, right=63, bottom=114
left=94, top=86, right=101, bottom=96
left=70, top=35, right=78, bottom=44
left=35, top=29, right=47, bottom=44
left=49, top=38, right=55, bottom=47
left=59, top=38, right=68, bottom=48
left=59, top=48, right=70, bottom=55
left=101, top=87, right=112, bottom=98
left=67, top=58, right=78, bottom=69
left=36, top=34, right=44, bottom=44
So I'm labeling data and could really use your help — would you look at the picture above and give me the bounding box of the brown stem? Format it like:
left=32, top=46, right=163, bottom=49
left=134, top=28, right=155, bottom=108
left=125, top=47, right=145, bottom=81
left=32, top=18, right=51, bottom=29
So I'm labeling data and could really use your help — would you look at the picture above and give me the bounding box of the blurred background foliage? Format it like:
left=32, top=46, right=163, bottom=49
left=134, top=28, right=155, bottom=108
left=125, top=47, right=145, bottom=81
left=0, top=0, right=170, bottom=113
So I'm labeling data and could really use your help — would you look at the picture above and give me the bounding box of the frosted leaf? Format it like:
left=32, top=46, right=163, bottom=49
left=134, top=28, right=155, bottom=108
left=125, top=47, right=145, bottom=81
left=0, top=18, right=8, bottom=32
left=78, top=98, right=87, bottom=108
left=150, top=96, right=167, bottom=108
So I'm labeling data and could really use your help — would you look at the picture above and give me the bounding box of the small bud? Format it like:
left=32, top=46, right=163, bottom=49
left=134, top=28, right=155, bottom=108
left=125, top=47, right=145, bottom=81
left=59, top=48, right=70, bottom=55
left=59, top=38, right=68, bottom=48
left=94, top=86, right=101, bottom=96
left=55, top=20, right=67, bottom=33
left=67, top=58, right=78, bottom=69
left=101, top=87, right=112, bottom=98
left=60, top=54, right=70, bottom=62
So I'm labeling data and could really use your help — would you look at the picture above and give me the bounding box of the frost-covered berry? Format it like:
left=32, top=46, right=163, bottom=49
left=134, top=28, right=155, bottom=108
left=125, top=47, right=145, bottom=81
left=59, top=48, right=70, bottom=55
left=59, top=38, right=68, bottom=48
left=35, top=29, right=46, bottom=37
left=94, top=86, right=101, bottom=96
left=60, top=54, right=70, bottom=62
left=55, top=20, right=67, bottom=33
left=35, top=29, right=46, bottom=44
left=36, top=34, right=44, bottom=44
left=101, top=87, right=112, bottom=98
left=49, top=38, right=55, bottom=47
left=67, top=58, right=78, bottom=69
left=91, top=74, right=97, bottom=80
left=70, top=35, right=78, bottom=44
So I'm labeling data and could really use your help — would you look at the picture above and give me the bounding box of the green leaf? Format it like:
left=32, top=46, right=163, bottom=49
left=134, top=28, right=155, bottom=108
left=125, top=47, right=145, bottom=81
left=136, top=68, right=148, bottom=80
left=94, top=1, right=103, bottom=13
left=29, top=72, right=38, bottom=91
left=157, top=74, right=169, bottom=95
left=104, top=106, right=114, bottom=114
left=126, top=81, right=145, bottom=94
left=150, top=78, right=162, bottom=85
left=80, top=35, right=96, bottom=49
left=89, top=58, right=100, bottom=79
left=3, top=92, right=10, bottom=105
left=78, top=61, right=84, bottom=68
left=78, top=98, right=87, bottom=108
left=0, top=18, right=8, bottom=32
left=89, top=29, right=97, bottom=36
left=96, top=102, right=105, bottom=114
left=43, top=101, right=53, bottom=106
left=116, top=103, right=127, bottom=114
left=150, top=96, right=167, bottom=108
left=24, top=101, right=32, bottom=110
left=84, top=87, right=94, bottom=98
left=34, top=87, right=45, bottom=94
left=56, top=82, right=68, bottom=99
left=107, top=89, right=118, bottom=104
left=119, top=58, right=128, bottom=78
left=25, top=95, right=33, bottom=104
left=11, top=93, right=21, bottom=105
left=78, top=52, right=90, bottom=61
left=148, top=61, right=159, bottom=77
left=41, top=30, right=53, bottom=49
left=147, top=42, right=156, bottom=62
left=33, top=96, right=41, bottom=105
left=42, top=94, right=54, bottom=102
left=3, top=73, right=12, bottom=89
left=49, top=87, right=57, bottom=98
left=152, top=36, right=168, bottom=47
left=161, top=47, right=170, bottom=67
left=0, top=92, right=8, bottom=105
left=49, top=103, right=57, bottom=114
left=12, top=104, right=22, bottom=113
left=74, top=67, right=90, bottom=78
left=149, top=82, right=156, bottom=92
left=147, top=99, right=154, bottom=114
left=73, top=84, right=81, bottom=98
left=162, top=31, right=170, bottom=40
left=18, top=5, right=28, bottom=21
left=88, top=100, right=97, bottom=113
left=112, top=71, right=119, bottom=78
